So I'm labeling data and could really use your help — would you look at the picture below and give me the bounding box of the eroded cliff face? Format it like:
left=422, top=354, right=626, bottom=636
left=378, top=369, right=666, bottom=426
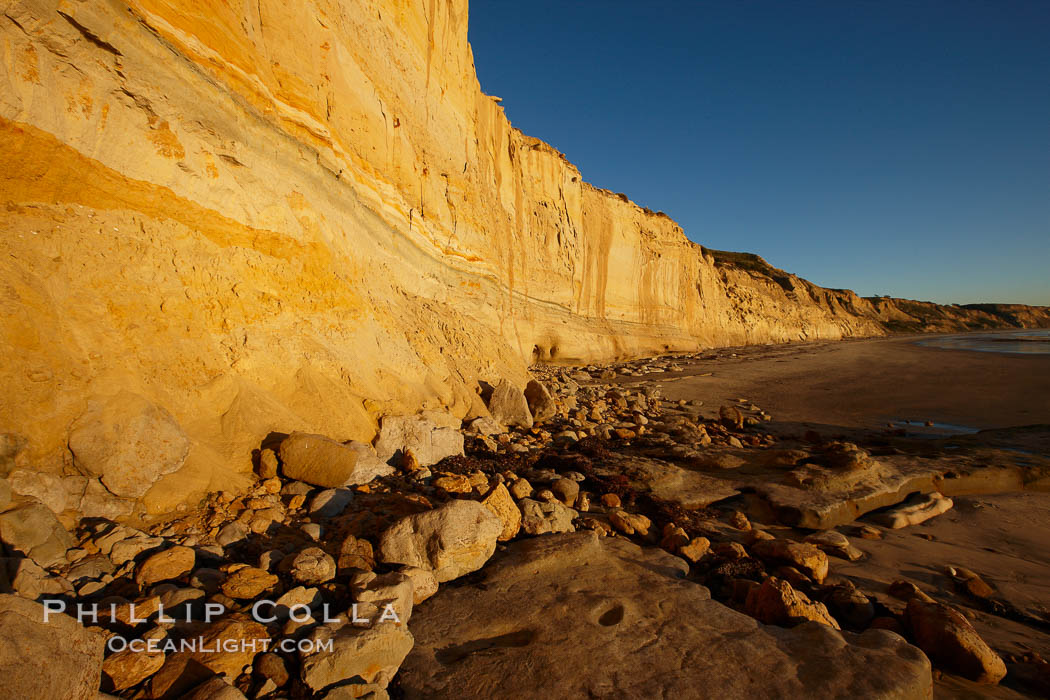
left=1, top=0, right=1046, bottom=513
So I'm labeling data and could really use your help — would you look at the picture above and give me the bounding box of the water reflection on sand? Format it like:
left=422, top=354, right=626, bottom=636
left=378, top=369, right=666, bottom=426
left=917, top=330, right=1050, bottom=355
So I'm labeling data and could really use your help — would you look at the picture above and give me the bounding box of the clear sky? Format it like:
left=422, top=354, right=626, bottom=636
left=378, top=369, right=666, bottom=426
left=468, top=1, right=1050, bottom=305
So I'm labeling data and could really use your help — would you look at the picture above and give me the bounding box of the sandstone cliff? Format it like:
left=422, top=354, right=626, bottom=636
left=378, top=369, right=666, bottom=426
left=1, top=0, right=1047, bottom=513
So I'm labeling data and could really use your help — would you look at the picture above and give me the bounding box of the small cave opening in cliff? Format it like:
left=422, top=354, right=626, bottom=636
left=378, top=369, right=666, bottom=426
left=531, top=344, right=559, bottom=363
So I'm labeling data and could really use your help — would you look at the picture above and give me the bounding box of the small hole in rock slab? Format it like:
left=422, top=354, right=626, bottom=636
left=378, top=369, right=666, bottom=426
left=598, top=604, right=625, bottom=626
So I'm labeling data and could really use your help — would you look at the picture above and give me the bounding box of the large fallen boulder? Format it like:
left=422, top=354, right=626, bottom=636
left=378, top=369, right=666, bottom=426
left=378, top=499, right=501, bottom=582
left=68, top=391, right=190, bottom=498
left=485, top=380, right=533, bottom=429
left=523, top=380, right=556, bottom=423
left=373, top=415, right=464, bottom=467
left=398, top=532, right=932, bottom=698
left=0, top=594, right=105, bottom=699
left=279, top=432, right=394, bottom=487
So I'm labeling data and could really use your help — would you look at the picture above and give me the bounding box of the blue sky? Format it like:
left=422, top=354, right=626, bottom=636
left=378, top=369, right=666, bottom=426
left=468, top=1, right=1050, bottom=305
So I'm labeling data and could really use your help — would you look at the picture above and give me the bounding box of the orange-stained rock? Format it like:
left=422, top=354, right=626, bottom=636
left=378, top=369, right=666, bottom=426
left=745, top=577, right=841, bottom=630
left=752, top=539, right=830, bottom=583
left=135, top=546, right=195, bottom=587
left=481, top=483, right=522, bottom=541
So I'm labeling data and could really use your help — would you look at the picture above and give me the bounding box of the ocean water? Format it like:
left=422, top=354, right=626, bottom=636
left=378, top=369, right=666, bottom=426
left=916, top=329, right=1050, bottom=355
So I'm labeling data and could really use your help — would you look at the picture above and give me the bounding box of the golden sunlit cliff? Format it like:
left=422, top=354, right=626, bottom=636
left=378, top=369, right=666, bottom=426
left=1, top=0, right=1047, bottom=513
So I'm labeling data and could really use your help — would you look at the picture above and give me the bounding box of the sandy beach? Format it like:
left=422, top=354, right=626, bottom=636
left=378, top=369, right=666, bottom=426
left=600, top=333, right=1050, bottom=698
left=645, top=334, right=1050, bottom=433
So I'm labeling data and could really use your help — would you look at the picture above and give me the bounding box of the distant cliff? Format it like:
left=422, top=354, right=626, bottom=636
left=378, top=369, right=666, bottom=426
left=702, top=250, right=1050, bottom=333
left=1, top=0, right=1046, bottom=511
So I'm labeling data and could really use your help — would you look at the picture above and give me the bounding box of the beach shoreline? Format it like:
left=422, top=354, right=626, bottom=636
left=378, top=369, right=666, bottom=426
left=594, top=332, right=1050, bottom=435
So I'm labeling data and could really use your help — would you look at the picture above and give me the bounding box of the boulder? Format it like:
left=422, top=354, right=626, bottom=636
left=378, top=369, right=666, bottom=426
left=508, top=478, right=533, bottom=500
left=289, top=547, right=336, bottom=584
left=221, top=566, right=278, bottom=599
left=397, top=533, right=932, bottom=698
left=67, top=554, right=115, bottom=583
left=398, top=566, right=439, bottom=605
left=179, top=677, right=248, bottom=700
left=373, top=415, right=464, bottom=468
left=6, top=556, right=74, bottom=598
left=68, top=391, right=190, bottom=498
left=550, top=478, right=579, bottom=507
left=945, top=565, right=996, bottom=600
left=679, top=536, right=711, bottom=563
left=280, top=433, right=393, bottom=488
left=486, top=380, right=533, bottom=429
left=109, top=534, right=165, bottom=566
left=77, top=478, right=135, bottom=520
left=102, top=647, right=165, bottom=692
left=135, top=546, right=195, bottom=587
left=824, top=582, right=876, bottom=630
left=465, top=417, right=502, bottom=436
left=590, top=454, right=739, bottom=509
left=803, top=530, right=864, bottom=561
left=258, top=449, right=279, bottom=479
left=274, top=586, right=323, bottom=619
left=149, top=617, right=269, bottom=697
left=254, top=652, right=289, bottom=687
left=308, top=488, right=355, bottom=518
left=608, top=509, right=650, bottom=537
left=871, top=492, right=953, bottom=529
left=432, top=474, right=472, bottom=494
left=745, top=577, right=840, bottom=629
left=379, top=499, right=501, bottom=582
left=345, top=441, right=398, bottom=478
left=300, top=623, right=413, bottom=691
left=216, top=522, right=248, bottom=547
left=481, top=483, right=521, bottom=541
left=519, top=498, right=576, bottom=536
left=337, top=535, right=376, bottom=572
left=350, top=570, right=415, bottom=625
left=0, top=594, right=105, bottom=699
left=523, top=380, right=556, bottom=422
left=751, top=539, right=830, bottom=583
left=905, top=599, right=1006, bottom=683
left=0, top=498, right=74, bottom=567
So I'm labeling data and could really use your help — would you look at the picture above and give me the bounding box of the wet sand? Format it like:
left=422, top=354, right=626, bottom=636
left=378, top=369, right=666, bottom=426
left=651, top=335, right=1050, bottom=433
